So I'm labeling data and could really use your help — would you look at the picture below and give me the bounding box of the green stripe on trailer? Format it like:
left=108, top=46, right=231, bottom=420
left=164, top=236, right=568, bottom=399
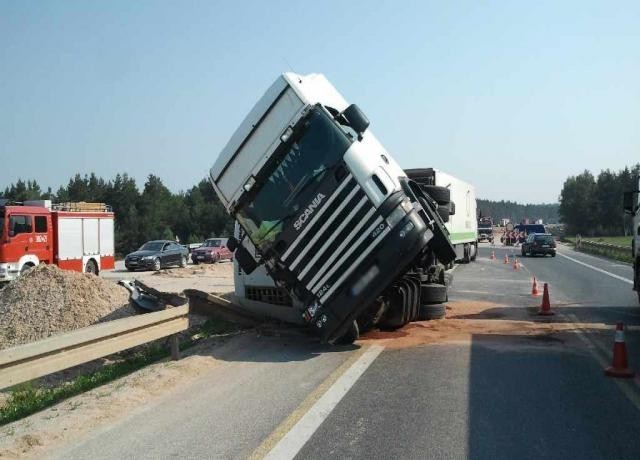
left=448, top=231, right=478, bottom=244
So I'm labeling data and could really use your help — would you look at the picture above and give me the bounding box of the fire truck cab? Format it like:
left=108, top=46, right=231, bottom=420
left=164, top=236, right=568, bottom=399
left=0, top=200, right=115, bottom=281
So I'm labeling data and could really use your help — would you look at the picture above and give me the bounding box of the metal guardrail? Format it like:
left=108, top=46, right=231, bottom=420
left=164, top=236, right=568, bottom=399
left=0, top=305, right=189, bottom=391
left=575, top=240, right=632, bottom=262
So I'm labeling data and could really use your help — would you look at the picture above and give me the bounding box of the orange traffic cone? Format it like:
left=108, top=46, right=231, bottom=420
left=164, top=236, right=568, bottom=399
left=538, top=283, right=554, bottom=315
left=504, top=254, right=509, bottom=264
left=490, top=251, right=496, bottom=260
left=531, top=277, right=540, bottom=296
left=604, top=322, right=635, bottom=378
left=513, top=258, right=519, bottom=270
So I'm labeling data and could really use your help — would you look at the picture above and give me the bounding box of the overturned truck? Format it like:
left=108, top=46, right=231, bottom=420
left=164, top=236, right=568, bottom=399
left=209, top=72, right=456, bottom=343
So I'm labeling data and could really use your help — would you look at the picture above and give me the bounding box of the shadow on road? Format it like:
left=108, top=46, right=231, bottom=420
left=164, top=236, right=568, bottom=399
left=466, top=332, right=640, bottom=459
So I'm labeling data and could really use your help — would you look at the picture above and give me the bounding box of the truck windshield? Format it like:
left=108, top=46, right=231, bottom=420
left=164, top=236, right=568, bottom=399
left=237, top=107, right=352, bottom=249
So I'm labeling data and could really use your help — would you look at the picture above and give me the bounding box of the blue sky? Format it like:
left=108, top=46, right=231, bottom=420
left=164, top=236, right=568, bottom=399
left=1, top=1, right=638, bottom=202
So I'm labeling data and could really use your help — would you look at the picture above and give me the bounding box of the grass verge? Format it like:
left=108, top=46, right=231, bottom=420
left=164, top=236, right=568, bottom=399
left=562, top=235, right=633, bottom=263
left=0, top=317, right=239, bottom=427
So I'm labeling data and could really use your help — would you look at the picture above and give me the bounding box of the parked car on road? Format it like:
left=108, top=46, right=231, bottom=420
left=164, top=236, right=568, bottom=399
left=190, top=238, right=233, bottom=264
left=521, top=233, right=556, bottom=257
left=125, top=240, right=188, bottom=271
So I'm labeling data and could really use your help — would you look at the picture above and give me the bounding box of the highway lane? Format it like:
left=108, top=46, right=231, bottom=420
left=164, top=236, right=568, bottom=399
left=43, top=243, right=640, bottom=459
left=294, top=245, right=640, bottom=459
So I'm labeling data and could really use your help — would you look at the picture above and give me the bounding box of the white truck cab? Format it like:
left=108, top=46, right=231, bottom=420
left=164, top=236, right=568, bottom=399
left=210, top=73, right=455, bottom=342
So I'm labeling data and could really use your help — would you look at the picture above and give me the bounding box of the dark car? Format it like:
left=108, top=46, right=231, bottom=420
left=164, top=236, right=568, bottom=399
left=125, top=240, right=189, bottom=271
left=521, top=233, right=556, bottom=257
left=191, top=238, right=233, bottom=264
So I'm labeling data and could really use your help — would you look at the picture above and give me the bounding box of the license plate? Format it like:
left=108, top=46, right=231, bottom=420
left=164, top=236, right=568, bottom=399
left=129, top=261, right=137, bottom=265
left=542, top=244, right=550, bottom=247
left=197, top=255, right=205, bottom=260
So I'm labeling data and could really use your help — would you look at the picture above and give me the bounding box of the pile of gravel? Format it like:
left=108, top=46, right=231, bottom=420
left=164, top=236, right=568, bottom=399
left=0, top=265, right=134, bottom=350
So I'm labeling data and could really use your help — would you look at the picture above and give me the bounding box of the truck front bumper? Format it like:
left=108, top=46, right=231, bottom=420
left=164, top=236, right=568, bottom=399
left=315, top=209, right=430, bottom=343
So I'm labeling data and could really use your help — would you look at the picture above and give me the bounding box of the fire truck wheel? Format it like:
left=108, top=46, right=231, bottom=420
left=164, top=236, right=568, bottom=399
left=179, top=256, right=187, bottom=268
left=85, top=259, right=98, bottom=275
left=153, top=258, right=161, bottom=271
left=20, top=263, right=34, bottom=275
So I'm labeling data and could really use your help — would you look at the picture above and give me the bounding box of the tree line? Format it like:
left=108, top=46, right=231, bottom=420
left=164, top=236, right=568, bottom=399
left=477, top=199, right=559, bottom=225
left=558, top=164, right=640, bottom=236
left=2, top=174, right=233, bottom=255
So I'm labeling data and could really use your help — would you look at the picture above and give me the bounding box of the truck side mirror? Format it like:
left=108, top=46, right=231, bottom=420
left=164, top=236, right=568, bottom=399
left=342, top=104, right=369, bottom=139
left=623, top=191, right=638, bottom=215
left=449, top=202, right=456, bottom=216
left=234, top=245, right=258, bottom=274
left=226, top=236, right=239, bottom=251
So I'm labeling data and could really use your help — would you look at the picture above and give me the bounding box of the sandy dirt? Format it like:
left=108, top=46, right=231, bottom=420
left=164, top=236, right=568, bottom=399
left=0, top=265, right=133, bottom=350
left=101, top=260, right=234, bottom=296
left=358, top=299, right=611, bottom=349
left=0, top=336, right=235, bottom=459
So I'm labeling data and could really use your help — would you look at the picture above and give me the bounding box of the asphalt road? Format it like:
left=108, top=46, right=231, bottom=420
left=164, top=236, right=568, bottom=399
left=48, top=243, right=640, bottom=459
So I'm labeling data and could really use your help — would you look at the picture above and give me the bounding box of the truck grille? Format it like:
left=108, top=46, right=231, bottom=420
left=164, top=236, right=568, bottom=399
left=281, top=173, right=390, bottom=304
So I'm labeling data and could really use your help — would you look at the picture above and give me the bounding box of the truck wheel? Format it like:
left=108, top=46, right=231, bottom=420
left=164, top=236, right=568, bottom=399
left=470, top=243, right=477, bottom=261
left=153, top=258, right=161, bottom=271
left=423, top=185, right=450, bottom=205
left=20, top=264, right=34, bottom=275
left=335, top=320, right=360, bottom=345
left=179, top=256, right=187, bottom=268
left=463, top=244, right=471, bottom=263
left=420, top=283, right=447, bottom=304
left=437, top=205, right=449, bottom=223
left=85, top=259, right=98, bottom=275
left=418, top=303, right=446, bottom=320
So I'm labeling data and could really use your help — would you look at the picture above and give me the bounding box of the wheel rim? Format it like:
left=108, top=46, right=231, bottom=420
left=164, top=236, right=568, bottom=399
left=154, top=259, right=161, bottom=270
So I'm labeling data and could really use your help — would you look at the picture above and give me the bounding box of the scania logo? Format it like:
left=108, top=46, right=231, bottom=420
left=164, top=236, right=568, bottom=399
left=294, top=193, right=326, bottom=231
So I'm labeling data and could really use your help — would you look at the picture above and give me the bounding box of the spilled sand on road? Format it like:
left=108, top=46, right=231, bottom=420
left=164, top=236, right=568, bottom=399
left=359, top=299, right=611, bottom=349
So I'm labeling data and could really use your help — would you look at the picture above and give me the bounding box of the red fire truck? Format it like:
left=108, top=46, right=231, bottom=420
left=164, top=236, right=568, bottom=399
left=0, top=200, right=115, bottom=282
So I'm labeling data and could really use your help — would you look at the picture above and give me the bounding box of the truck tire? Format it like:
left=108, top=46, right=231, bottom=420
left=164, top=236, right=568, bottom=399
left=418, top=303, right=446, bottom=320
left=20, top=264, right=34, bottom=275
left=437, top=205, right=449, bottom=223
left=462, top=244, right=471, bottom=263
left=420, top=283, right=447, bottom=304
left=423, top=185, right=450, bottom=205
left=470, top=243, right=477, bottom=261
left=335, top=320, right=360, bottom=345
left=85, top=259, right=98, bottom=275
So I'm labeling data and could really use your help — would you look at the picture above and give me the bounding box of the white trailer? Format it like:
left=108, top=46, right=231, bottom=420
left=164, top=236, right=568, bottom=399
left=434, top=169, right=478, bottom=262
left=405, top=168, right=478, bottom=263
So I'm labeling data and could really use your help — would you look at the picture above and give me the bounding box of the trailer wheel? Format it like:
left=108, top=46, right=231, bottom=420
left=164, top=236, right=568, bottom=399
left=85, top=259, right=98, bottom=275
left=470, top=243, right=477, bottom=261
left=420, top=283, right=447, bottom=304
left=423, top=185, right=450, bottom=205
left=418, top=303, right=446, bottom=320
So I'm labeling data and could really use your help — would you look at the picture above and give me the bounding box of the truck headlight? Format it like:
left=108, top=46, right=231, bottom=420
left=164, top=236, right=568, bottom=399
left=386, top=203, right=408, bottom=229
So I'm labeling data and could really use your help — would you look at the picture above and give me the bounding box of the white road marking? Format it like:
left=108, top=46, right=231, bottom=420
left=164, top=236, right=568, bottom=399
left=556, top=252, right=633, bottom=285
left=264, top=345, right=384, bottom=460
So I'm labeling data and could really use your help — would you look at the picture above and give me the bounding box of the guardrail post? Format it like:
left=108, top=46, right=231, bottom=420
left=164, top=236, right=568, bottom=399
left=170, top=334, right=180, bottom=360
